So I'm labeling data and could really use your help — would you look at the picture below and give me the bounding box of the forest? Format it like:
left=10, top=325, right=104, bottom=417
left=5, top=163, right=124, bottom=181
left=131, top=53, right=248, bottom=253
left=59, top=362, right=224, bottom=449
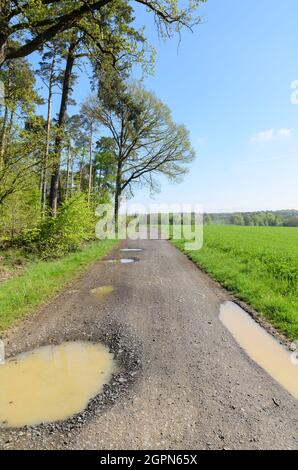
left=203, top=210, right=298, bottom=227
left=0, top=0, right=198, bottom=259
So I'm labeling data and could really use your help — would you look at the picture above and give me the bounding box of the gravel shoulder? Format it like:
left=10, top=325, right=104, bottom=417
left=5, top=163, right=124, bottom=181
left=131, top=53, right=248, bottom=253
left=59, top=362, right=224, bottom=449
left=0, top=239, right=297, bottom=450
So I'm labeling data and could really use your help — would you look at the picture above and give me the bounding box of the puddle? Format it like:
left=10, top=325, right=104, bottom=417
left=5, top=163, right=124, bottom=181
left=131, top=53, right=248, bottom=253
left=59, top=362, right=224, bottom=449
left=107, top=258, right=138, bottom=264
left=120, top=258, right=137, bottom=264
left=220, top=302, right=298, bottom=399
left=91, top=285, right=115, bottom=298
left=0, top=341, right=115, bottom=428
left=120, top=248, right=143, bottom=252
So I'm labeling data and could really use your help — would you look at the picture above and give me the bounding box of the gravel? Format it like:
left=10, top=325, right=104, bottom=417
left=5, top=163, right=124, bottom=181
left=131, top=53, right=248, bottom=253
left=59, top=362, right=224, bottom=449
left=0, top=239, right=297, bottom=450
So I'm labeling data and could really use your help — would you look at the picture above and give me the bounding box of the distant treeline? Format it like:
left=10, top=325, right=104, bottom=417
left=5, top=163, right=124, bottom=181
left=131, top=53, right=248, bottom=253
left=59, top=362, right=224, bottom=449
left=138, top=210, right=298, bottom=227
left=204, top=210, right=298, bottom=227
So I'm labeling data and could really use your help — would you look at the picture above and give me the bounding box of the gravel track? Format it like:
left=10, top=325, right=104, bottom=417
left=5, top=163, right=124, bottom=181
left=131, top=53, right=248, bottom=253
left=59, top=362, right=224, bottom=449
left=0, top=239, right=297, bottom=450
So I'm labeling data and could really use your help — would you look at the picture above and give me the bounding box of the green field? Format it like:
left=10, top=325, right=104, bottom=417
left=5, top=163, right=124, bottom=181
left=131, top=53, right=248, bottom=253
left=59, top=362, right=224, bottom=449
left=172, top=225, right=298, bottom=340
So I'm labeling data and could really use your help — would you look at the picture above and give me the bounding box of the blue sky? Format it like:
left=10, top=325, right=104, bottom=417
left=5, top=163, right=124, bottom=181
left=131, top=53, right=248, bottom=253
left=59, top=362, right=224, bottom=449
left=37, top=0, right=298, bottom=213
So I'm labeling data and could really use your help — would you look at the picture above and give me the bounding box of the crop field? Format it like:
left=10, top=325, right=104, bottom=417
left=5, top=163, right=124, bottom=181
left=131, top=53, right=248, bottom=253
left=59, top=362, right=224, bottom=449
left=172, top=225, right=298, bottom=340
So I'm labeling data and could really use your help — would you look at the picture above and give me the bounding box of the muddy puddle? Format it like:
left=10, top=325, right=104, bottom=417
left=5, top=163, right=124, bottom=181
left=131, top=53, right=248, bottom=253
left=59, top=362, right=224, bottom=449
left=0, top=341, right=115, bottom=428
left=220, top=302, right=298, bottom=399
left=91, top=285, right=115, bottom=298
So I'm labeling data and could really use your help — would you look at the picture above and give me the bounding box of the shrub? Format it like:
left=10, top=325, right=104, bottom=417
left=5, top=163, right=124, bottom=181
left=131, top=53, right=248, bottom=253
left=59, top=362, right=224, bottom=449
left=23, top=195, right=95, bottom=258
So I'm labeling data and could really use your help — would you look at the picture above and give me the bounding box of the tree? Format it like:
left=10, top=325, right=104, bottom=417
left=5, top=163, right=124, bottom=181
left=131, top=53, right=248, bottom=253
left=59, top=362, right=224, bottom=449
left=36, top=40, right=64, bottom=216
left=0, top=1, right=206, bottom=255
left=0, top=184, right=40, bottom=243
left=284, top=216, right=298, bottom=227
left=0, top=55, right=41, bottom=164
left=0, top=1, right=204, bottom=66
left=94, top=136, right=117, bottom=195
left=67, top=114, right=89, bottom=193
left=87, top=81, right=195, bottom=221
left=0, top=57, right=43, bottom=205
left=204, top=214, right=212, bottom=225
left=80, top=102, right=100, bottom=204
left=46, top=0, right=153, bottom=215
left=48, top=33, right=79, bottom=216
left=233, top=213, right=244, bottom=225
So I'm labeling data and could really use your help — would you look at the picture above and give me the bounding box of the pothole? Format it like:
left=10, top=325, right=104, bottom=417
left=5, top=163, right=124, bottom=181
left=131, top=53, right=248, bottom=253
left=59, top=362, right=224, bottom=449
left=0, top=341, right=115, bottom=428
left=91, top=285, right=115, bottom=298
left=220, top=301, right=298, bottom=399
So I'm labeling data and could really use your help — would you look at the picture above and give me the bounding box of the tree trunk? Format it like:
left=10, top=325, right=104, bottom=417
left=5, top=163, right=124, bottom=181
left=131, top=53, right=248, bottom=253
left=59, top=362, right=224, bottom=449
left=70, top=156, right=74, bottom=195
left=0, top=31, right=8, bottom=68
left=6, top=108, right=14, bottom=147
left=41, top=50, right=56, bottom=217
left=98, top=168, right=102, bottom=192
left=87, top=123, right=93, bottom=204
left=114, top=160, right=122, bottom=224
left=65, top=142, right=72, bottom=200
left=79, top=149, right=86, bottom=192
left=49, top=38, right=76, bottom=217
left=0, top=45, right=6, bottom=67
left=0, top=61, right=11, bottom=164
left=0, top=104, right=8, bottom=163
left=114, top=189, right=121, bottom=225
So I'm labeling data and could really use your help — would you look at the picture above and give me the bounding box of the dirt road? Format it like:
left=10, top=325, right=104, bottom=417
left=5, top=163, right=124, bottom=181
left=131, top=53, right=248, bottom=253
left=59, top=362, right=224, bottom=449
left=0, top=239, right=297, bottom=449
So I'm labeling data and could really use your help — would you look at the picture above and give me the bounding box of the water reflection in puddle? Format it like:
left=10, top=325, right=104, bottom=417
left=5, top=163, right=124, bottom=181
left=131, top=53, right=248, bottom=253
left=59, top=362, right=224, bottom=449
left=120, top=248, right=143, bottom=252
left=220, top=301, right=298, bottom=399
left=0, top=341, right=115, bottom=428
left=107, top=258, right=138, bottom=264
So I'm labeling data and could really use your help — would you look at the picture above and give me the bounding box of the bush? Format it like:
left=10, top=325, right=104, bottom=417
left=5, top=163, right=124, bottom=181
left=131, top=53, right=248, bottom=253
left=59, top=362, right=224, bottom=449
left=0, top=186, right=40, bottom=246
left=23, top=195, right=95, bottom=258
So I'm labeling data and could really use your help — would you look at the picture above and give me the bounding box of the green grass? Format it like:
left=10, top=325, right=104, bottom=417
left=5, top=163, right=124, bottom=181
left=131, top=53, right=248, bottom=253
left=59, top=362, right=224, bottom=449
left=172, top=225, right=298, bottom=340
left=0, top=239, right=117, bottom=331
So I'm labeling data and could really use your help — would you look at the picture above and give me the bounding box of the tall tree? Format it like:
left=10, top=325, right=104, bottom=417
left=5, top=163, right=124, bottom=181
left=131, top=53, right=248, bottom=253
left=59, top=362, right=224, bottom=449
left=0, top=55, right=41, bottom=165
left=80, top=102, right=99, bottom=204
left=65, top=113, right=87, bottom=195
left=48, top=33, right=79, bottom=216
left=87, top=81, right=195, bottom=221
left=94, top=136, right=117, bottom=196
left=46, top=0, right=154, bottom=216
left=0, top=57, right=42, bottom=205
left=36, top=40, right=63, bottom=216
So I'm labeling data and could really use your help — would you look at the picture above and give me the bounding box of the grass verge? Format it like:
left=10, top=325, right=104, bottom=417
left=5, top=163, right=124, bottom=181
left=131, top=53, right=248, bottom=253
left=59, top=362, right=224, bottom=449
left=0, top=239, right=117, bottom=331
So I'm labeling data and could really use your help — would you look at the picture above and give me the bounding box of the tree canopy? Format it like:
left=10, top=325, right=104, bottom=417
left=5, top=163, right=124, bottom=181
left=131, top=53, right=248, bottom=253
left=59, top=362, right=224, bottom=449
left=0, top=0, right=206, bottom=66
left=85, top=80, right=195, bottom=219
left=0, top=0, right=203, bottom=250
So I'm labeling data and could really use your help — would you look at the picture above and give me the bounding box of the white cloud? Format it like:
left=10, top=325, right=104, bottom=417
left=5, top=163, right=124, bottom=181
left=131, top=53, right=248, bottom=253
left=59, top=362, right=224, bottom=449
left=250, top=128, right=292, bottom=143
left=276, top=128, right=292, bottom=139
left=251, top=129, right=274, bottom=143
